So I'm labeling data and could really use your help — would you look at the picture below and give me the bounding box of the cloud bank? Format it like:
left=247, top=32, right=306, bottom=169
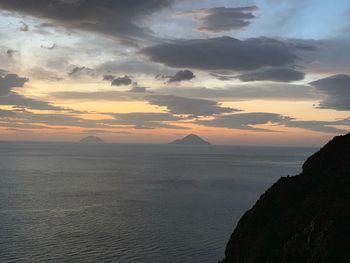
left=310, top=74, right=350, bottom=111
left=142, top=37, right=304, bottom=71
left=184, top=6, right=258, bottom=32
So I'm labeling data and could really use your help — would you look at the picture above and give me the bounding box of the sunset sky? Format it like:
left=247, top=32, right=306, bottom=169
left=0, top=0, right=350, bottom=146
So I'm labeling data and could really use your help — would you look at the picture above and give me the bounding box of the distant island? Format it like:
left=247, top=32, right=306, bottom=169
left=220, top=133, right=350, bottom=263
left=168, top=134, right=211, bottom=146
left=79, top=136, right=105, bottom=144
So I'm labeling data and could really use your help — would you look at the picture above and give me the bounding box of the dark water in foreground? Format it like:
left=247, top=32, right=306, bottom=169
left=0, top=142, right=316, bottom=262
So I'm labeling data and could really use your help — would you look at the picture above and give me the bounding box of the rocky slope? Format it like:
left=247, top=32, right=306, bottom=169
left=221, top=133, right=350, bottom=263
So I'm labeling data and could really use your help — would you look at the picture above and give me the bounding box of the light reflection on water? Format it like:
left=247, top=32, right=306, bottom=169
left=0, top=142, right=315, bottom=262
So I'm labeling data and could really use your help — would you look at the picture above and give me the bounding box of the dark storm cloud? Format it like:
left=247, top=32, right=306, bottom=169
left=184, top=6, right=258, bottom=32
left=110, top=112, right=187, bottom=129
left=310, top=74, right=350, bottom=111
left=157, top=70, right=196, bottom=83
left=142, top=37, right=304, bottom=71
left=236, top=67, right=305, bottom=82
left=0, top=0, right=178, bottom=44
left=0, top=73, right=28, bottom=95
left=111, top=75, right=133, bottom=86
left=196, top=112, right=350, bottom=133
left=147, top=95, right=239, bottom=117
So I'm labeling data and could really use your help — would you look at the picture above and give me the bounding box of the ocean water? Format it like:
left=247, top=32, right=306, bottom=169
left=0, top=142, right=316, bottom=263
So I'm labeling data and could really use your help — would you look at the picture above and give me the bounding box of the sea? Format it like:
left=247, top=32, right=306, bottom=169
left=0, top=142, right=316, bottom=263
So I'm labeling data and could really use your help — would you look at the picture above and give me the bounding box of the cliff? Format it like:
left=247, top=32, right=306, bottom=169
left=221, top=133, right=350, bottom=263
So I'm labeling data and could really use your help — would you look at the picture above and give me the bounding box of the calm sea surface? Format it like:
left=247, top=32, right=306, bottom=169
left=0, top=142, right=316, bottom=262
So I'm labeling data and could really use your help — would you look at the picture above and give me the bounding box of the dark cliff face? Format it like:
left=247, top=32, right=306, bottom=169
left=221, top=134, right=350, bottom=263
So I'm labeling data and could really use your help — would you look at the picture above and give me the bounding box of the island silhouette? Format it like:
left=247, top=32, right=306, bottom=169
left=168, top=134, right=211, bottom=146
left=79, top=136, right=105, bottom=144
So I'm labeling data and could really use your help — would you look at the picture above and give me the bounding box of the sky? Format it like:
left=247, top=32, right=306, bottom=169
left=0, top=0, right=350, bottom=146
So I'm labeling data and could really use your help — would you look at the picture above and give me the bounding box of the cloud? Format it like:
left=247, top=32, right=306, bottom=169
left=197, top=112, right=289, bottom=131
left=157, top=69, right=195, bottom=83
left=41, top=43, right=56, bottom=50
left=196, top=112, right=350, bottom=133
left=0, top=69, right=7, bottom=77
left=68, top=66, right=93, bottom=77
left=236, top=67, right=305, bottom=82
left=285, top=119, right=350, bottom=134
left=19, top=21, right=29, bottom=31
left=142, top=37, right=305, bottom=71
left=0, top=108, right=186, bottom=131
left=183, top=6, right=258, bottom=32
left=51, top=75, right=316, bottom=103
left=291, top=38, right=350, bottom=74
left=96, top=59, right=165, bottom=75
left=0, top=0, right=178, bottom=44
left=129, top=86, right=147, bottom=93
left=110, top=112, right=187, bottom=129
left=52, top=90, right=143, bottom=101
left=81, top=129, right=132, bottom=134
left=0, top=71, right=70, bottom=111
left=111, top=75, right=133, bottom=86
left=0, top=108, right=16, bottom=117
left=154, top=83, right=316, bottom=101
left=13, top=112, right=109, bottom=128
left=310, top=74, right=350, bottom=111
left=147, top=95, right=239, bottom=117
left=0, top=121, right=65, bottom=130
left=209, top=72, right=236, bottom=81
left=52, top=82, right=316, bottom=102
left=6, top=49, right=19, bottom=58
left=103, top=74, right=115, bottom=81
left=0, top=73, right=29, bottom=95
left=55, top=90, right=242, bottom=119
left=28, top=67, right=64, bottom=82
left=0, top=92, right=65, bottom=111
left=2, top=101, right=347, bottom=134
